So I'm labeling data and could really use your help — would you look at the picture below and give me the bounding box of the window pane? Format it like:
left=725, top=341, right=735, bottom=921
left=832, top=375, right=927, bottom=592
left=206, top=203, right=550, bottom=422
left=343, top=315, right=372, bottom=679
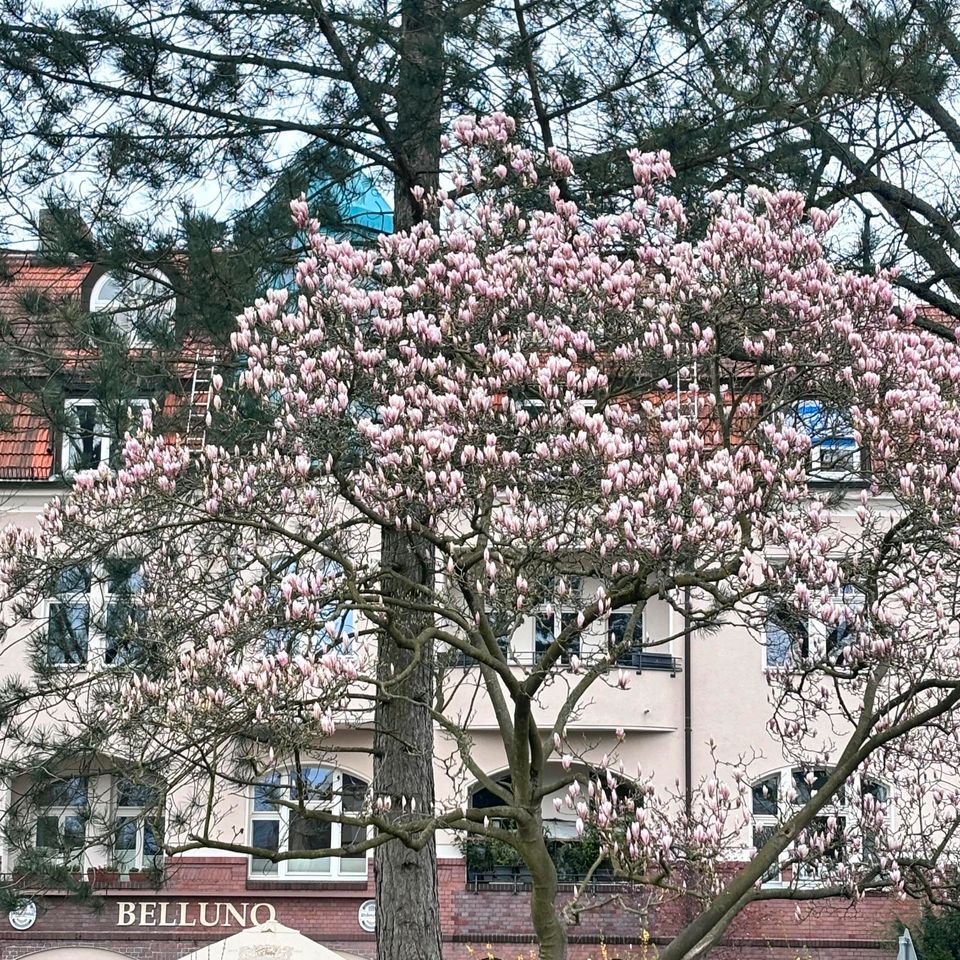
left=63, top=815, right=85, bottom=867
left=106, top=558, right=142, bottom=595
left=471, top=781, right=512, bottom=809
left=341, top=776, right=368, bottom=853
left=93, top=275, right=123, bottom=308
left=55, top=566, right=91, bottom=595
left=792, top=769, right=842, bottom=804
left=288, top=811, right=332, bottom=872
left=40, top=776, right=87, bottom=807
left=48, top=602, right=89, bottom=665
left=534, top=614, right=554, bottom=657
left=250, top=820, right=280, bottom=876
left=752, top=823, right=780, bottom=882
left=115, top=816, right=137, bottom=851
left=807, top=816, right=845, bottom=863
left=117, top=779, right=158, bottom=808
left=826, top=588, right=863, bottom=662
left=143, top=822, right=163, bottom=867
left=254, top=777, right=282, bottom=812
left=863, top=780, right=888, bottom=803
left=342, top=775, right=366, bottom=812
left=105, top=601, right=148, bottom=665
left=341, top=822, right=366, bottom=850
left=292, top=767, right=333, bottom=804
left=752, top=775, right=779, bottom=815
left=321, top=601, right=354, bottom=649
left=68, top=404, right=105, bottom=471
left=36, top=815, right=60, bottom=849
left=609, top=611, right=643, bottom=650
left=559, top=612, right=581, bottom=660
left=765, top=601, right=807, bottom=665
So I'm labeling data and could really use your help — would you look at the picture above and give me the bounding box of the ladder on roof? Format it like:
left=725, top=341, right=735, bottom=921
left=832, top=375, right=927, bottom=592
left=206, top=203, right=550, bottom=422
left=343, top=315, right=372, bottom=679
left=185, top=350, right=215, bottom=450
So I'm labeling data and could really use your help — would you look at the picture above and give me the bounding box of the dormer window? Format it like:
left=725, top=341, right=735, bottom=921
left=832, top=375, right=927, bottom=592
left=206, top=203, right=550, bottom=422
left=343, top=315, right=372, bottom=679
left=62, top=399, right=109, bottom=473
left=61, top=398, right=150, bottom=475
left=89, top=270, right=174, bottom=344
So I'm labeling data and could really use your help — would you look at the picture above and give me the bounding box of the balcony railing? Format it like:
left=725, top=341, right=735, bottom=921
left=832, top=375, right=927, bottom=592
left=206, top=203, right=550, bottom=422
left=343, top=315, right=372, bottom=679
left=613, top=650, right=682, bottom=674
left=467, top=866, right=627, bottom=893
left=445, top=648, right=681, bottom=675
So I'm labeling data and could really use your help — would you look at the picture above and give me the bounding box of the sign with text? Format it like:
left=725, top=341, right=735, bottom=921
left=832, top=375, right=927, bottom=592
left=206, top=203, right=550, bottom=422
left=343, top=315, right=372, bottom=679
left=117, top=901, right=277, bottom=928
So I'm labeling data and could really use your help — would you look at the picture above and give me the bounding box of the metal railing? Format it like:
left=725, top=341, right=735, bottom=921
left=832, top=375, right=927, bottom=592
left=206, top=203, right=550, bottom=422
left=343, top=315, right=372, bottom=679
left=446, top=648, right=681, bottom=675
left=467, top=867, right=627, bottom=894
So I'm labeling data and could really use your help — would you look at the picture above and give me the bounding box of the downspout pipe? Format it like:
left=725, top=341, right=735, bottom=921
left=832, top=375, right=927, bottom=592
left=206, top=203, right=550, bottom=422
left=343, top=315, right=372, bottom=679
left=684, top=583, right=692, bottom=816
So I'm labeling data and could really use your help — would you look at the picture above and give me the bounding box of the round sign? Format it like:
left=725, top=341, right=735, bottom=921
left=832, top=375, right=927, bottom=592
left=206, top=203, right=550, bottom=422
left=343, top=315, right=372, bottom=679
left=358, top=899, right=376, bottom=932
left=8, top=901, right=37, bottom=931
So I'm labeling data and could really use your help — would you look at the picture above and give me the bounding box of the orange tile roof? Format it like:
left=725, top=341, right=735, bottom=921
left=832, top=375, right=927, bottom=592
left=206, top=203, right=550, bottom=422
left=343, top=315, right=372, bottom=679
left=0, top=252, right=221, bottom=482
left=0, top=402, right=55, bottom=480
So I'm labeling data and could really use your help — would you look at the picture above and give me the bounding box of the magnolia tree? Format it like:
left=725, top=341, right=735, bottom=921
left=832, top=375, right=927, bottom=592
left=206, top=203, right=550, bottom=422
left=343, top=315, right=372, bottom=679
left=4, top=115, right=960, bottom=959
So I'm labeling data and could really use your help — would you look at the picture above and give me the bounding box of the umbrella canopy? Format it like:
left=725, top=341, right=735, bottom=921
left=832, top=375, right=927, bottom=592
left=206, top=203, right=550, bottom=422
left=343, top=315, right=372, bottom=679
left=177, top=919, right=361, bottom=960
left=898, top=927, right=919, bottom=960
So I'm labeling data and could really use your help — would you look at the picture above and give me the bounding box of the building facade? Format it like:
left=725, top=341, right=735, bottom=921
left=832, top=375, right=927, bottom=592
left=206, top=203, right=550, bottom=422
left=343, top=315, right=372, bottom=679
left=0, top=248, right=916, bottom=960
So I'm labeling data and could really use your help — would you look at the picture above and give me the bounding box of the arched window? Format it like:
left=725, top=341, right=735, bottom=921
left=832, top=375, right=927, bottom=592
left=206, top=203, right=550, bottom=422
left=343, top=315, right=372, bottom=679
left=19, top=951, right=135, bottom=960
left=89, top=270, right=174, bottom=344
left=464, top=768, right=634, bottom=883
left=249, top=767, right=368, bottom=880
left=750, top=767, right=888, bottom=883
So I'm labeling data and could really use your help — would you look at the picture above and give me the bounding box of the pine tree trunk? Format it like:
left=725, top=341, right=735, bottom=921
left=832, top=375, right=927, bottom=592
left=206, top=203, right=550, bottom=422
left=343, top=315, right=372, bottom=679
left=372, top=4, right=444, bottom=957
left=373, top=521, right=442, bottom=960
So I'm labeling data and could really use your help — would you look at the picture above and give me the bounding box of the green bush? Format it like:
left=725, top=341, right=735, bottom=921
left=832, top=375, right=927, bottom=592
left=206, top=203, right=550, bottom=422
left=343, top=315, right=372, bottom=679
left=458, top=824, right=614, bottom=880
left=911, top=907, right=960, bottom=960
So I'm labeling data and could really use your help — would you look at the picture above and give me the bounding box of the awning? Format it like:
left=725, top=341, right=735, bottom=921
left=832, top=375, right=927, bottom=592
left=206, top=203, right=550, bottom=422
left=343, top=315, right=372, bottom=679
left=176, top=920, right=367, bottom=960
left=897, top=928, right=919, bottom=960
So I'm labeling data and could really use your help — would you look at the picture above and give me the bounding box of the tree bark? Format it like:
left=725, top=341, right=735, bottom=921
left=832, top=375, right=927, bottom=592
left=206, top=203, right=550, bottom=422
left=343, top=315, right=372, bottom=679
left=520, top=814, right=569, bottom=960
left=374, top=527, right=442, bottom=960
left=372, top=2, right=445, bottom=959
left=392, top=0, right=443, bottom=232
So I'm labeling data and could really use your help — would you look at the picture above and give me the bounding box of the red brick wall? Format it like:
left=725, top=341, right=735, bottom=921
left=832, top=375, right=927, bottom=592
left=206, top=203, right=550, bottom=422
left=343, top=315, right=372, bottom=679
left=0, top=856, right=915, bottom=960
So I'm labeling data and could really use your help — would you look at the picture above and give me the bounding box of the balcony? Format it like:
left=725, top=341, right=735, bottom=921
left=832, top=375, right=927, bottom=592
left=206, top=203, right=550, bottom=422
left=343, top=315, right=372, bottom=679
left=441, top=647, right=683, bottom=733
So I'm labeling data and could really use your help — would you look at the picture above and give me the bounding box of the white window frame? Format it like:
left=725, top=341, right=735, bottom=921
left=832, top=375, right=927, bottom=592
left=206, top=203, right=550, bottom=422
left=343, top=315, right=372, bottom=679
left=61, top=398, right=150, bottom=476
left=248, top=767, right=369, bottom=881
left=61, top=399, right=111, bottom=475
left=89, top=270, right=174, bottom=345
left=103, top=559, right=146, bottom=666
left=46, top=565, right=91, bottom=668
left=762, top=587, right=864, bottom=669
left=45, top=559, right=144, bottom=670
left=750, top=767, right=889, bottom=887
left=606, top=604, right=646, bottom=667
left=113, top=779, right=163, bottom=875
left=795, top=400, right=863, bottom=482
left=35, top=776, right=87, bottom=870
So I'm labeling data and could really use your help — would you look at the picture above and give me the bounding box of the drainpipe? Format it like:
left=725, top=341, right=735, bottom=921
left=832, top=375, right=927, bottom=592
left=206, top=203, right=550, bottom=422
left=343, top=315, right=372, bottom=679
left=683, top=583, right=692, bottom=816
